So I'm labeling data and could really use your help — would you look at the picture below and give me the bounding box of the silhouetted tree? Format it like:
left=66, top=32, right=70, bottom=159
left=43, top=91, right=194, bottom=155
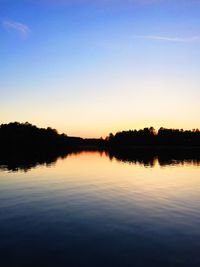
left=107, top=127, right=200, bottom=147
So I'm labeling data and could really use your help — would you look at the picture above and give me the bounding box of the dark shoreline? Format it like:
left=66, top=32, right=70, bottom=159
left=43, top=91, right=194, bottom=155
left=0, top=122, right=200, bottom=171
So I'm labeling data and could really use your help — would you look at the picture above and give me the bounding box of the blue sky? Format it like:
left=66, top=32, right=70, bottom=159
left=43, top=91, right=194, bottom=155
left=1, top=0, right=200, bottom=137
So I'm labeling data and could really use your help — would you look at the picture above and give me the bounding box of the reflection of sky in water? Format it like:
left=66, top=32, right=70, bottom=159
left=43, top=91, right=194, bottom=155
left=0, top=151, right=200, bottom=266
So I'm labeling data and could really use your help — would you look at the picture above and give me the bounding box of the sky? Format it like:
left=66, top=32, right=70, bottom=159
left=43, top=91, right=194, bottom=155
left=1, top=0, right=200, bottom=137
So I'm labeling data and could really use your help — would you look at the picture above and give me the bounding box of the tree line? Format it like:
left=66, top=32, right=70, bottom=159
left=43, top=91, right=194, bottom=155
left=107, top=127, right=200, bottom=147
left=0, top=122, right=105, bottom=156
left=0, top=123, right=200, bottom=153
left=0, top=122, right=83, bottom=153
left=0, top=123, right=199, bottom=171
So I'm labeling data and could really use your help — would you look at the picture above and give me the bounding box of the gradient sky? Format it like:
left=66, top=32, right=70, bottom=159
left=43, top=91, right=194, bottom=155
left=1, top=0, right=200, bottom=137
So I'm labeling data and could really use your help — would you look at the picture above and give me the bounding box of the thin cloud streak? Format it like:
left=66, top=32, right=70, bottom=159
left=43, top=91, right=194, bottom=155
left=38, top=0, right=199, bottom=4
left=134, top=35, right=200, bottom=43
left=38, top=0, right=160, bottom=3
left=3, top=20, right=30, bottom=38
left=36, top=0, right=200, bottom=7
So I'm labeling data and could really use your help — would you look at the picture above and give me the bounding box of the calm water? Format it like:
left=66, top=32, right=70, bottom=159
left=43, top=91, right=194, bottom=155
left=0, top=151, right=200, bottom=267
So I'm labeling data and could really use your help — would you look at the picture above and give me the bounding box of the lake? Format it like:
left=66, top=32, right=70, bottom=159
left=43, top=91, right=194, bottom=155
left=0, top=151, right=200, bottom=267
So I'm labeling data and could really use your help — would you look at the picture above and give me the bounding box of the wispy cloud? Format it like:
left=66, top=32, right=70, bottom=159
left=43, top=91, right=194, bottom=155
left=3, top=20, right=30, bottom=38
left=134, top=35, right=200, bottom=43
left=40, top=0, right=166, bottom=6
left=37, top=0, right=200, bottom=7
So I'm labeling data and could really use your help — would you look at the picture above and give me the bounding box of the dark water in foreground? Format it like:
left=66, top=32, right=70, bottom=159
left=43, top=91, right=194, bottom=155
left=0, top=151, right=200, bottom=267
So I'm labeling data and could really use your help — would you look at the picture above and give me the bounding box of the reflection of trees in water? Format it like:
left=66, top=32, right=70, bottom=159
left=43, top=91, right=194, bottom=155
left=0, top=149, right=104, bottom=172
left=0, top=152, right=70, bottom=172
left=107, top=148, right=200, bottom=167
left=0, top=123, right=200, bottom=171
left=0, top=148, right=200, bottom=172
left=0, top=122, right=103, bottom=172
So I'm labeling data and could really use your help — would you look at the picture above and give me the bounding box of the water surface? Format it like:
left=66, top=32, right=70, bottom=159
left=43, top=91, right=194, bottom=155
left=0, top=151, right=200, bottom=267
